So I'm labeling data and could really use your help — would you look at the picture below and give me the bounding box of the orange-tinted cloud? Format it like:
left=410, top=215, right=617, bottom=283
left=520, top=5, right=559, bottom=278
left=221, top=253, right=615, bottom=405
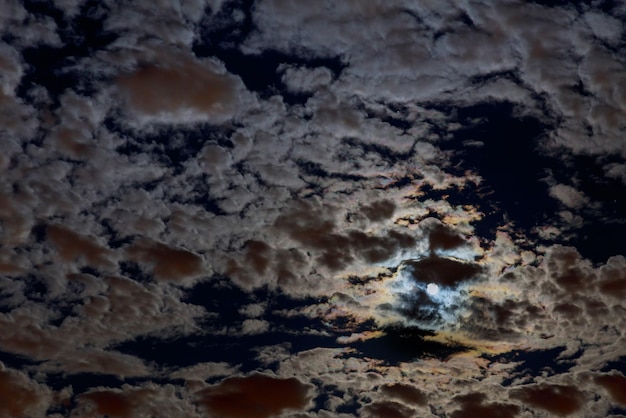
left=76, top=383, right=200, bottom=417
left=0, top=369, right=49, bottom=417
left=510, top=384, right=584, bottom=416
left=80, top=390, right=135, bottom=418
left=451, top=392, right=519, bottom=418
left=597, top=256, right=626, bottom=299
left=595, top=372, right=626, bottom=406
left=117, top=53, right=238, bottom=122
left=379, top=382, right=427, bottom=406
left=195, top=373, right=313, bottom=418
left=47, top=224, right=114, bottom=268
left=52, top=127, right=94, bottom=159
left=126, top=238, right=203, bottom=284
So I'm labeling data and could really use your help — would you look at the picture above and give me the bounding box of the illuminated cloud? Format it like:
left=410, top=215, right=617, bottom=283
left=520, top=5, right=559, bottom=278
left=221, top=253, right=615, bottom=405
left=169, top=362, right=241, bottom=382
left=548, top=184, right=589, bottom=209
left=35, top=348, right=153, bottom=378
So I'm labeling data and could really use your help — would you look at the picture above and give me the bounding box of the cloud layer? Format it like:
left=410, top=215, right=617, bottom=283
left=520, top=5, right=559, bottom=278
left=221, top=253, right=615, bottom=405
left=1, top=0, right=625, bottom=417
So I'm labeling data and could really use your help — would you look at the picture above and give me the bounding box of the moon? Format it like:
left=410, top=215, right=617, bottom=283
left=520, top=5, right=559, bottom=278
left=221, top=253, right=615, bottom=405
left=426, top=283, right=440, bottom=296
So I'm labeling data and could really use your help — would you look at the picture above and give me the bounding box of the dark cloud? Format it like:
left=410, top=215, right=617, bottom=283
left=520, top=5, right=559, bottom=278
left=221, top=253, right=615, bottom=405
left=598, top=256, right=626, bottom=299
left=80, top=390, right=135, bottom=418
left=116, top=51, right=240, bottom=124
left=225, top=239, right=309, bottom=291
left=126, top=238, right=204, bottom=284
left=76, top=383, right=198, bottom=417
left=460, top=296, right=545, bottom=341
left=0, top=368, right=49, bottom=418
left=595, top=372, right=626, bottom=407
left=274, top=200, right=415, bottom=271
left=195, top=373, right=313, bottom=418
left=360, top=199, right=396, bottom=222
left=350, top=325, right=467, bottom=364
left=510, top=384, right=584, bottom=416
left=403, top=256, right=482, bottom=287
left=360, top=400, right=416, bottom=418
left=379, top=382, right=427, bottom=406
left=428, top=223, right=467, bottom=252
left=46, top=224, right=114, bottom=268
left=451, top=392, right=519, bottom=418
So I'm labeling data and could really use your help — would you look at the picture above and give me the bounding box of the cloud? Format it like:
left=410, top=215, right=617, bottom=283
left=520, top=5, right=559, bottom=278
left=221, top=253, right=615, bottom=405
left=379, top=382, right=427, bottom=407
left=35, top=348, right=153, bottom=379
left=241, top=318, right=270, bottom=335
left=510, top=384, right=585, bottom=416
left=75, top=383, right=200, bottom=418
left=402, top=256, right=482, bottom=287
left=238, top=302, right=266, bottom=318
left=195, top=373, right=314, bottom=418
left=0, top=272, right=205, bottom=377
left=549, top=184, right=589, bottom=209
left=0, top=365, right=53, bottom=418
left=279, top=64, right=334, bottom=93
left=598, top=255, right=626, bottom=299
left=427, top=222, right=468, bottom=252
left=360, top=400, right=417, bottom=418
left=126, top=238, right=205, bottom=285
left=169, top=362, right=241, bottom=381
left=47, top=224, right=116, bottom=269
left=584, top=11, right=623, bottom=42
left=1, top=0, right=626, bottom=416
left=450, top=393, right=519, bottom=418
left=221, top=197, right=417, bottom=295
left=604, top=163, right=626, bottom=185
left=595, top=372, right=626, bottom=407
left=360, top=199, right=396, bottom=223
left=116, top=50, right=250, bottom=125
left=275, top=200, right=416, bottom=270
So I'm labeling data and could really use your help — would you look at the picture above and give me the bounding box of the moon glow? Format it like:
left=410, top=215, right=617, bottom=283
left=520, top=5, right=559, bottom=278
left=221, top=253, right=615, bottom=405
left=426, top=283, right=440, bottom=296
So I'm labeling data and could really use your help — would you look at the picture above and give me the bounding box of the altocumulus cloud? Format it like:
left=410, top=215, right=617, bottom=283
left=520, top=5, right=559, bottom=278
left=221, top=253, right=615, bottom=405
left=0, top=0, right=625, bottom=417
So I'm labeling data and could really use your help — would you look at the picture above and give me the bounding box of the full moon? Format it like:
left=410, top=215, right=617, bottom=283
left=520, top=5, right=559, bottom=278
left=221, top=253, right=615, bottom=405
left=426, top=283, right=440, bottom=296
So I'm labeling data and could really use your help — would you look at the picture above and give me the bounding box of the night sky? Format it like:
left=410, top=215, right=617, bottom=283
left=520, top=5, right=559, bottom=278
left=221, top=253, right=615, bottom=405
left=1, top=0, right=626, bottom=417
